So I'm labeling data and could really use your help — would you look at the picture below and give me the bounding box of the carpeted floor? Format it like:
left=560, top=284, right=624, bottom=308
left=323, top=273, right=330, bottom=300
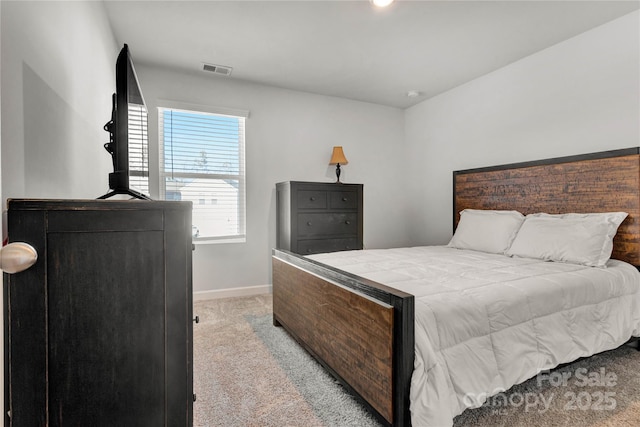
left=193, top=294, right=640, bottom=427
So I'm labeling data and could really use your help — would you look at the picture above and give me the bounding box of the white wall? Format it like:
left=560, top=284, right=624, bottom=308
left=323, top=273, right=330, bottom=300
left=0, top=0, right=118, bottom=418
left=1, top=0, right=117, bottom=200
left=136, top=66, right=408, bottom=293
left=1, top=2, right=637, bottom=296
left=404, top=11, right=640, bottom=246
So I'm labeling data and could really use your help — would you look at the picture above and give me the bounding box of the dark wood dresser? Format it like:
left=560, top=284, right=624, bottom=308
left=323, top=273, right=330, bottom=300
left=276, top=181, right=363, bottom=254
left=3, top=199, right=194, bottom=426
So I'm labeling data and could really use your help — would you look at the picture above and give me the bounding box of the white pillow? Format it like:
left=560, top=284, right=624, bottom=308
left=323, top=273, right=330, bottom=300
left=506, top=212, right=628, bottom=267
left=448, top=209, right=525, bottom=254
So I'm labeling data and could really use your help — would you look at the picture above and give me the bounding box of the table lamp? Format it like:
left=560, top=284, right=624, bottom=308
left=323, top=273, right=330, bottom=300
left=329, top=146, right=348, bottom=183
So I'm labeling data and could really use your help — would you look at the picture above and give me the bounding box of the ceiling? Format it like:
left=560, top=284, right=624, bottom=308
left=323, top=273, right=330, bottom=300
left=103, top=0, right=640, bottom=109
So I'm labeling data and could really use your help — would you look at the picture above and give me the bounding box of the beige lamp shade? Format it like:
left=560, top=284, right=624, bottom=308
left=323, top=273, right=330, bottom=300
left=329, top=146, right=348, bottom=165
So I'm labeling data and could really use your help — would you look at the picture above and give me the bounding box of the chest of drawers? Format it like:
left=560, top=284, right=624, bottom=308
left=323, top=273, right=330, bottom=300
left=276, top=181, right=363, bottom=255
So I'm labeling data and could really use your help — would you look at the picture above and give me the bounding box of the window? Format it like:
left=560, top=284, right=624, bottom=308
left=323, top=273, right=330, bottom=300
left=128, top=104, right=150, bottom=196
left=158, top=106, right=246, bottom=241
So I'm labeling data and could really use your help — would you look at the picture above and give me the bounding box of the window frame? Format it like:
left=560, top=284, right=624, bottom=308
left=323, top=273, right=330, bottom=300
left=156, top=100, right=249, bottom=243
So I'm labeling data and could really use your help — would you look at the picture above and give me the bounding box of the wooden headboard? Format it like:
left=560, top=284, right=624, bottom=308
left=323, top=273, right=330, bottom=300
left=453, top=147, right=640, bottom=266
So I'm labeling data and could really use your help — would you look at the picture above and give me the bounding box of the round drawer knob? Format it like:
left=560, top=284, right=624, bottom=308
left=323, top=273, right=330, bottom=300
left=310, top=197, right=316, bottom=201
left=342, top=197, right=348, bottom=202
left=345, top=220, right=351, bottom=225
left=307, top=221, right=313, bottom=226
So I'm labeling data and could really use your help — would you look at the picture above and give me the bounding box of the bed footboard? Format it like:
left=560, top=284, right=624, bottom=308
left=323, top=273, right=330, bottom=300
left=272, top=249, right=414, bottom=426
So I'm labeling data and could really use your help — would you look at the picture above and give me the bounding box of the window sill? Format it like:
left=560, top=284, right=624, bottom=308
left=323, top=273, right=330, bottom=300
left=193, top=236, right=246, bottom=245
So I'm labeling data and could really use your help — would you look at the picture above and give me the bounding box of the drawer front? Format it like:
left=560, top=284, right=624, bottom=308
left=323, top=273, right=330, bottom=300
left=297, top=190, right=328, bottom=209
left=297, top=213, right=358, bottom=237
left=329, top=191, right=359, bottom=210
left=297, top=238, right=362, bottom=255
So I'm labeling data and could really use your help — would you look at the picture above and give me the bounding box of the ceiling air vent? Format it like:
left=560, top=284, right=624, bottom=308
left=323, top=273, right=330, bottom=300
left=202, top=63, right=233, bottom=76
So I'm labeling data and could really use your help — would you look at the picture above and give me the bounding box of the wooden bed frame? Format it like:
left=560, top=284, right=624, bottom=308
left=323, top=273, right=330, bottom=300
left=272, top=147, right=640, bottom=426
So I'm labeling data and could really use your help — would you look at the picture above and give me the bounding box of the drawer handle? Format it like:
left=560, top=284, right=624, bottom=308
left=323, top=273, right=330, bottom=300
left=345, top=220, right=351, bottom=225
left=307, top=221, right=313, bottom=226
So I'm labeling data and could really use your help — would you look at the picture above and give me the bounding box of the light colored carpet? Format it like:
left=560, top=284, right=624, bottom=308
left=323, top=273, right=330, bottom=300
left=194, top=294, right=323, bottom=426
left=193, top=294, right=640, bottom=427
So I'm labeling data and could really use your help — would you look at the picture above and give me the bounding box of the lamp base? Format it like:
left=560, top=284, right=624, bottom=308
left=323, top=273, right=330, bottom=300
left=335, top=163, right=342, bottom=183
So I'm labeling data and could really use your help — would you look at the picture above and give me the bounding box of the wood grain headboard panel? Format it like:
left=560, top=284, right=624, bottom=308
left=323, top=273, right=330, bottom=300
left=453, top=148, right=640, bottom=266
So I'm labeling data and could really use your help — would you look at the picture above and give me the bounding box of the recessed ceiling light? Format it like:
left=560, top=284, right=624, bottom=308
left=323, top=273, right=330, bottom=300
left=371, top=0, right=394, bottom=7
left=406, top=90, right=421, bottom=98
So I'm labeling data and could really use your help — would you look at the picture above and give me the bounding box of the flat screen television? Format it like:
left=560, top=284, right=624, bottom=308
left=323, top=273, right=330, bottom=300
left=99, top=44, right=151, bottom=200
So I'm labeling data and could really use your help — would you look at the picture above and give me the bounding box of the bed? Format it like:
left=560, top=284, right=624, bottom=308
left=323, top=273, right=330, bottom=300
left=271, top=147, right=640, bottom=426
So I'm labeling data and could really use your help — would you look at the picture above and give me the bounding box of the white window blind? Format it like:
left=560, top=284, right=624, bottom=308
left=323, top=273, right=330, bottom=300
left=128, top=104, right=149, bottom=196
left=159, top=107, right=246, bottom=241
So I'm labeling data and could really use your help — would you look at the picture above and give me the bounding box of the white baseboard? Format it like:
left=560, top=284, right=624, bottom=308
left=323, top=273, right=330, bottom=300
left=193, top=284, right=272, bottom=301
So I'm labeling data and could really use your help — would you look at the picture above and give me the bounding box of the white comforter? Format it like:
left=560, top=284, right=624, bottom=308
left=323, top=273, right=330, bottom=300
left=309, top=246, right=640, bottom=427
